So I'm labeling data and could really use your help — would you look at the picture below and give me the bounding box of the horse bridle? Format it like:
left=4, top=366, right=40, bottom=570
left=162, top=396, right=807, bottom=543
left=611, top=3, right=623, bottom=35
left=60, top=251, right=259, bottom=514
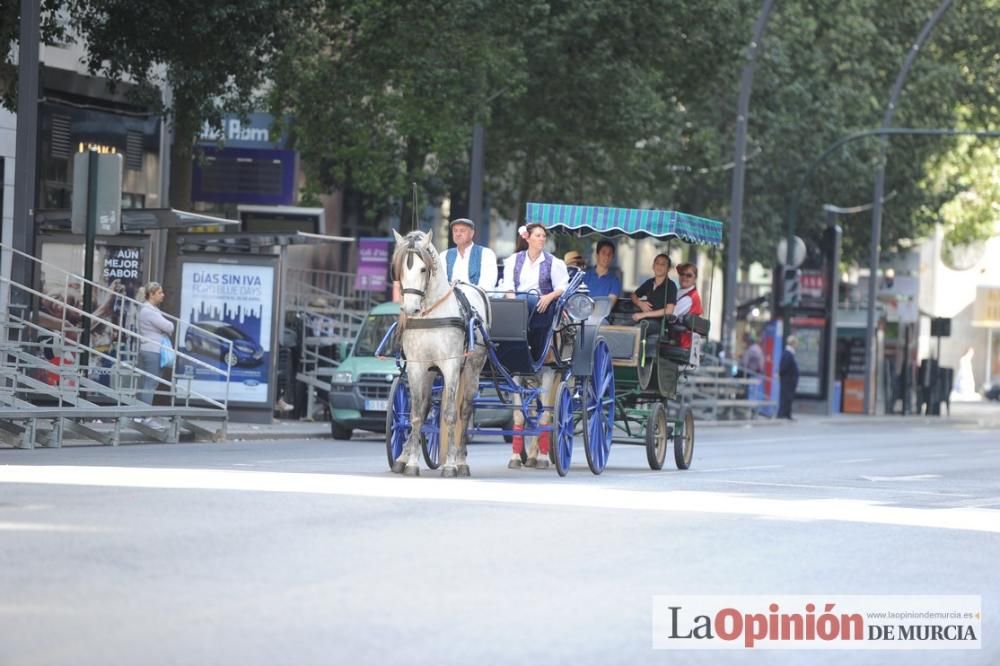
left=400, top=248, right=432, bottom=300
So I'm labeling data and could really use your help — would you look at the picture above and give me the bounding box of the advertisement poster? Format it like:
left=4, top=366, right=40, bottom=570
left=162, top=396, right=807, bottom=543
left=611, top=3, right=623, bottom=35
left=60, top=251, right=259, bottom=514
left=759, top=320, right=782, bottom=418
left=790, top=316, right=826, bottom=398
left=355, top=237, right=391, bottom=292
left=178, top=261, right=275, bottom=404
left=36, top=242, right=146, bottom=386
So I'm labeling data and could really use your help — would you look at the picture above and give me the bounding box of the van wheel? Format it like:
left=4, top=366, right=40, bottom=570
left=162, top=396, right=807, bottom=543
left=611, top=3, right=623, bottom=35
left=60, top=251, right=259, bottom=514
left=330, top=421, right=353, bottom=440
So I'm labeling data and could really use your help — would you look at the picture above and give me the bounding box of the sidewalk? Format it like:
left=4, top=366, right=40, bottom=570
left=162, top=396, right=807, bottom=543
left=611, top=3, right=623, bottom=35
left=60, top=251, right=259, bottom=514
left=38, top=400, right=1000, bottom=447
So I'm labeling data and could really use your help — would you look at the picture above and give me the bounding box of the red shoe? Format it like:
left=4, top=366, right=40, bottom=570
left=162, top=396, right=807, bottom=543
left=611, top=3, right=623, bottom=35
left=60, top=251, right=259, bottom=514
left=511, top=424, right=524, bottom=455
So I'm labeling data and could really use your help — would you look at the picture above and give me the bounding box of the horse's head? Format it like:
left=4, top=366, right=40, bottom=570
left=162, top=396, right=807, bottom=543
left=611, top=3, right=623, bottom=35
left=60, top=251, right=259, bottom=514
left=392, top=229, right=438, bottom=316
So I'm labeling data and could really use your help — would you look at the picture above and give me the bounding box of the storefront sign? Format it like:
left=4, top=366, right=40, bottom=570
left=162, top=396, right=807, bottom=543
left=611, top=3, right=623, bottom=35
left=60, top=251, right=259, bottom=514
left=355, top=238, right=392, bottom=292
left=972, top=286, right=1000, bottom=327
left=178, top=261, right=275, bottom=405
left=198, top=113, right=288, bottom=149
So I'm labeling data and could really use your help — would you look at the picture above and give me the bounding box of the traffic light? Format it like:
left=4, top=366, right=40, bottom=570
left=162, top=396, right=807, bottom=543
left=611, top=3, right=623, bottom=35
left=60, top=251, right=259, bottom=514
left=781, top=266, right=801, bottom=308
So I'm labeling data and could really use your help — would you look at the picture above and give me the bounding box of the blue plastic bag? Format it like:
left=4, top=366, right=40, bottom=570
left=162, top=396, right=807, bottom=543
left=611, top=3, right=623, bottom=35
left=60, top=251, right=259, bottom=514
left=159, top=335, right=175, bottom=368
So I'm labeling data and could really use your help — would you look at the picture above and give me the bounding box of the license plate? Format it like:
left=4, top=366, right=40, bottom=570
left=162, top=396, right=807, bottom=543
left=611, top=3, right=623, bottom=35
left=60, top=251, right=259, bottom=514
left=364, top=399, right=388, bottom=412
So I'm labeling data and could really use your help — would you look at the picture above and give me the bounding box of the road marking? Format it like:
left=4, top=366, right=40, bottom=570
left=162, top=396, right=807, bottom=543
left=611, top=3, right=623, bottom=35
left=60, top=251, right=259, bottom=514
left=696, top=464, right=785, bottom=473
left=835, top=458, right=874, bottom=464
left=1, top=465, right=997, bottom=534
left=861, top=474, right=942, bottom=482
left=0, top=521, right=108, bottom=533
left=712, top=479, right=969, bottom=497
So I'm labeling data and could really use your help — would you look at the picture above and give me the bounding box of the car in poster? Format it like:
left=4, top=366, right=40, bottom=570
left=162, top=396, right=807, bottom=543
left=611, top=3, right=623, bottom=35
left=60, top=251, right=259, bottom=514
left=328, top=302, right=512, bottom=440
left=184, top=320, right=265, bottom=368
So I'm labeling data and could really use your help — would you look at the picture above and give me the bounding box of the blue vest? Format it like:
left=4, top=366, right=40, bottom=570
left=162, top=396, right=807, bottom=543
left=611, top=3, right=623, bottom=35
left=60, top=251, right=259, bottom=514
left=445, top=244, right=483, bottom=284
left=513, top=251, right=553, bottom=294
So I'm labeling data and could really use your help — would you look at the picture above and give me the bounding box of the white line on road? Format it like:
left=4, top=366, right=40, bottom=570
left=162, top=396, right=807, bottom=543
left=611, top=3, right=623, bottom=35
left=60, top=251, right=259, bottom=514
left=836, top=458, right=875, bottom=464
left=695, top=464, right=785, bottom=473
left=1, top=465, right=997, bottom=534
left=861, top=474, right=942, bottom=482
left=711, top=479, right=969, bottom=498
left=0, top=521, right=108, bottom=533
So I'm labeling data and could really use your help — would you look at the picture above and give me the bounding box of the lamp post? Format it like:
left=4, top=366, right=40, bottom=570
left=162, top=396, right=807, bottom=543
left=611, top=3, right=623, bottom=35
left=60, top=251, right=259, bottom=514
left=863, top=0, right=955, bottom=414
left=8, top=0, right=41, bottom=307
left=724, top=0, right=776, bottom=357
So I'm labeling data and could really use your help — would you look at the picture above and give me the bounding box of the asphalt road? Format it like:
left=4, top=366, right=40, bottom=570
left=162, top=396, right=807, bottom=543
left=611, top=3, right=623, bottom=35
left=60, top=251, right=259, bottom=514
left=1, top=414, right=998, bottom=665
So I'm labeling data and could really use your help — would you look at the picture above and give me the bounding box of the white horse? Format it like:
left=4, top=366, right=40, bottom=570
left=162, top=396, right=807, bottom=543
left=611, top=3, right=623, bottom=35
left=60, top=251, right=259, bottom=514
left=391, top=229, right=491, bottom=477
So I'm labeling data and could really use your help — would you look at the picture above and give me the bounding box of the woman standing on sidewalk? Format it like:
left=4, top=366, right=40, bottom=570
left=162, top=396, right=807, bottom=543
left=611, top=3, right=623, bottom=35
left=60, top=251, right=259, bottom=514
left=137, top=282, right=174, bottom=406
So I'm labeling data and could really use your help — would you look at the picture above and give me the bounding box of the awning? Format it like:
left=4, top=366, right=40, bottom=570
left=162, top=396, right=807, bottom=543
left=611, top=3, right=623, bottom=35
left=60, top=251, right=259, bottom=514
left=525, top=202, right=724, bottom=246
left=34, top=208, right=240, bottom=231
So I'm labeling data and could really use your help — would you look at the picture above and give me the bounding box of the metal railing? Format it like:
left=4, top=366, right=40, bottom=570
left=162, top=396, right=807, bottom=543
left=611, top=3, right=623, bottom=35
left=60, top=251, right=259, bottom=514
left=676, top=351, right=774, bottom=421
left=0, top=242, right=237, bottom=446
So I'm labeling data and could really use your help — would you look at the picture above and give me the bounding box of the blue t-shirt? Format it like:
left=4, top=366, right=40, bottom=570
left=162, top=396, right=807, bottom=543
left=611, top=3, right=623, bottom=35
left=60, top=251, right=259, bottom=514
left=583, top=268, right=622, bottom=298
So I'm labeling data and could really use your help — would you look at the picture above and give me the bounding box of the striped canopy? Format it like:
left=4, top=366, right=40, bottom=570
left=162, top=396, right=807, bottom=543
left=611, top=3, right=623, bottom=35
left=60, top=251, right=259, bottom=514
left=525, top=202, right=724, bottom=247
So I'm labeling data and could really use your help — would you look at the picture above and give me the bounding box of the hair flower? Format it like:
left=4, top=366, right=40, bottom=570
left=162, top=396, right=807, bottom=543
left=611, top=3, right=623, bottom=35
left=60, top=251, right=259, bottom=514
left=518, top=225, right=529, bottom=239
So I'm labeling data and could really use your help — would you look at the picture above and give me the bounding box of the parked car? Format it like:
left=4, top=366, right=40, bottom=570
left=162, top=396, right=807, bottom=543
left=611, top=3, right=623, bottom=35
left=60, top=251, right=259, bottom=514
left=184, top=320, right=265, bottom=368
left=328, top=302, right=512, bottom=440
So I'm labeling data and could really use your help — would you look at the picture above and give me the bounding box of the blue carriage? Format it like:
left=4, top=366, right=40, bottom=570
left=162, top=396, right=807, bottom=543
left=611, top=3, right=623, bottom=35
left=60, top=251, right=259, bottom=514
left=380, top=223, right=613, bottom=477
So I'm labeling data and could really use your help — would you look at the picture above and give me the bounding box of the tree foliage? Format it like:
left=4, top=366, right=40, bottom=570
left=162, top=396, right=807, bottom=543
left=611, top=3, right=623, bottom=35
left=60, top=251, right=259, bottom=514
left=269, top=0, right=541, bottom=223
left=1, top=0, right=69, bottom=108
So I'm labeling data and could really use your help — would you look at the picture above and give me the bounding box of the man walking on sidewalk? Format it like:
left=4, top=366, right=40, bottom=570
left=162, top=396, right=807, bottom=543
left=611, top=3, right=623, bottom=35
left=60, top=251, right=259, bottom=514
left=778, top=335, right=799, bottom=419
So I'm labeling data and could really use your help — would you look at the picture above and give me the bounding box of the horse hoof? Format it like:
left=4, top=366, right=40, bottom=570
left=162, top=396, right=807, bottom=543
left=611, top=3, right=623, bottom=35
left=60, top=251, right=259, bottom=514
left=441, top=467, right=458, bottom=478
left=534, top=459, right=550, bottom=469
left=391, top=461, right=406, bottom=474
left=508, top=458, right=522, bottom=469
left=403, top=465, right=420, bottom=477
left=525, top=458, right=538, bottom=468
left=457, top=464, right=471, bottom=477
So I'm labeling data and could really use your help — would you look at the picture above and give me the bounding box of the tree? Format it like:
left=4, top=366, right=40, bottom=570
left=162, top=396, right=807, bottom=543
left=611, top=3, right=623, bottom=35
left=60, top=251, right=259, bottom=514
left=66, top=0, right=311, bottom=209
left=269, top=0, right=539, bottom=227
left=1, top=0, right=68, bottom=109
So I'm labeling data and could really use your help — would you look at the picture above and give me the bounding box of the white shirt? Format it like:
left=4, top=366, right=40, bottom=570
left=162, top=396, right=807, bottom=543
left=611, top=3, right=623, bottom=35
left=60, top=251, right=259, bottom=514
left=500, top=252, right=570, bottom=294
left=674, top=286, right=696, bottom=317
left=439, top=244, right=498, bottom=289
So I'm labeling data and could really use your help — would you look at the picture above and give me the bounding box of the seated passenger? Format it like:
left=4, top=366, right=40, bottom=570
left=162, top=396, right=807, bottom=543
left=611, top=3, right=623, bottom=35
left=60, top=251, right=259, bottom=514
left=672, top=262, right=703, bottom=349
left=439, top=217, right=499, bottom=289
left=500, top=223, right=570, bottom=355
left=582, top=240, right=622, bottom=307
left=630, top=253, right=677, bottom=328
left=563, top=250, right=586, bottom=277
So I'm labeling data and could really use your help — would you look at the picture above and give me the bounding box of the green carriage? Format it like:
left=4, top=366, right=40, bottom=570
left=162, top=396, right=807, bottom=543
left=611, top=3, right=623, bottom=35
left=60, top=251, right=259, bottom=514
left=527, top=202, right=723, bottom=471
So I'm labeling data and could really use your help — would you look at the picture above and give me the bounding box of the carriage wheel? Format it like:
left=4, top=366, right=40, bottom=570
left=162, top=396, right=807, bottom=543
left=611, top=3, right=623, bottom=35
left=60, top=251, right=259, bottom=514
left=584, top=337, right=615, bottom=475
left=644, top=401, right=668, bottom=470
left=552, top=380, right=575, bottom=477
left=420, top=401, right=441, bottom=469
left=385, top=377, right=411, bottom=470
left=674, top=406, right=695, bottom=470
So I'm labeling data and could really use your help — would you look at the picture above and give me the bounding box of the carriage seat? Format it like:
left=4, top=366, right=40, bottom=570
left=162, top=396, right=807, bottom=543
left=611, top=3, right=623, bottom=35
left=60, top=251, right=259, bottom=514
left=487, top=297, right=529, bottom=341
left=659, top=314, right=711, bottom=365
left=598, top=322, right=647, bottom=367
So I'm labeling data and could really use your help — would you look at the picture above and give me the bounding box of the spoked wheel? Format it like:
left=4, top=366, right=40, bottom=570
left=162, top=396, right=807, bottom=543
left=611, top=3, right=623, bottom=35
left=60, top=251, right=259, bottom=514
left=584, top=337, right=615, bottom=475
left=385, top=377, right=411, bottom=470
left=644, top=401, right=668, bottom=471
left=421, top=401, right=441, bottom=469
left=552, top=380, right=575, bottom=477
left=674, top=405, right=695, bottom=470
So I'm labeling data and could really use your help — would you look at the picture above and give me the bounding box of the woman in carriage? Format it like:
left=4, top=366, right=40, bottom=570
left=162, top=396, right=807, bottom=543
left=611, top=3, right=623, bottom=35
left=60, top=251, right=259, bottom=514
left=670, top=262, right=703, bottom=349
left=498, top=223, right=570, bottom=469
